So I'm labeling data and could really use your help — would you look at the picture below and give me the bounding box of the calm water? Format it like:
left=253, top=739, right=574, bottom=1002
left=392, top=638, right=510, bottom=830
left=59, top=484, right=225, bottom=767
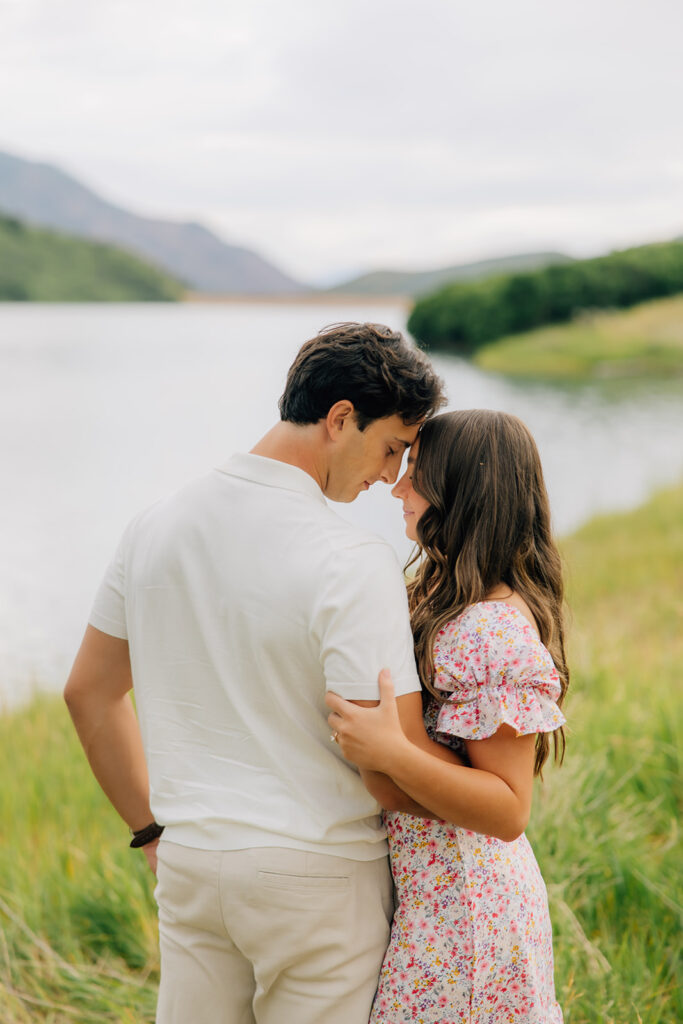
left=2, top=302, right=683, bottom=707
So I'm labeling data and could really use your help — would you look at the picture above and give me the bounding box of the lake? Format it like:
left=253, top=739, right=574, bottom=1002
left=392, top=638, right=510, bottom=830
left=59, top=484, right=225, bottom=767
left=2, top=301, right=682, bottom=708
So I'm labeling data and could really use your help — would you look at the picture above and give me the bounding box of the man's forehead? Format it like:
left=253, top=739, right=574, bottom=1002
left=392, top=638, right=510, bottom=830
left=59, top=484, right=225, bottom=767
left=371, top=413, right=420, bottom=444
left=406, top=434, right=421, bottom=462
left=392, top=416, right=422, bottom=443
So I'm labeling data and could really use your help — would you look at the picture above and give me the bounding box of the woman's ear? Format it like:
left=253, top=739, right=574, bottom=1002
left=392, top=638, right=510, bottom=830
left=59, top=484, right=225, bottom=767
left=325, top=400, right=355, bottom=440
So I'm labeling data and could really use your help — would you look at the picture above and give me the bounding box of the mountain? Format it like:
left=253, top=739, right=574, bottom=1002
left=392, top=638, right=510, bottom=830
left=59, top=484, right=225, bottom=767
left=0, top=150, right=306, bottom=295
left=330, top=252, right=573, bottom=297
left=0, top=213, right=183, bottom=301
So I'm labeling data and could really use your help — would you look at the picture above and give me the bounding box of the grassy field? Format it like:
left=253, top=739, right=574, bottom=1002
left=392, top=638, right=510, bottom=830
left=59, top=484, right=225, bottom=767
left=1, top=484, right=681, bottom=1021
left=530, top=481, right=682, bottom=1021
left=473, top=294, right=683, bottom=380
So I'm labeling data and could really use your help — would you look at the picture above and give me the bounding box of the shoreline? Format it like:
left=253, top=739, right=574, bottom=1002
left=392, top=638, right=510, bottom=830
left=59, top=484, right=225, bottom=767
left=183, top=290, right=412, bottom=308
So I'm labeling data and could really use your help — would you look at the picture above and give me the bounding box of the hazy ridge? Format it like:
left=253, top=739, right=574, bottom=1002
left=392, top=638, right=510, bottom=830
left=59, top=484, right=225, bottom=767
left=0, top=151, right=305, bottom=296
left=1, top=149, right=580, bottom=301
left=329, top=251, right=573, bottom=297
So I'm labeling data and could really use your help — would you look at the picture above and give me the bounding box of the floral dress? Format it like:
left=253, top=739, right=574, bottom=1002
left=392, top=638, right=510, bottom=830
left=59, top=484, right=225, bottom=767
left=370, top=601, right=565, bottom=1024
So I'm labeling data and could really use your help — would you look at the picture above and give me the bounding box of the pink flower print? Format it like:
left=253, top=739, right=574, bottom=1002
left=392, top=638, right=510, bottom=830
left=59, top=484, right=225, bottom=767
left=373, top=604, right=564, bottom=1024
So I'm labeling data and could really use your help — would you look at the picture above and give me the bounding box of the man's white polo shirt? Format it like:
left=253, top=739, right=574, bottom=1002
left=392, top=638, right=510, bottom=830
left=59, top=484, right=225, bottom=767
left=89, top=453, right=421, bottom=860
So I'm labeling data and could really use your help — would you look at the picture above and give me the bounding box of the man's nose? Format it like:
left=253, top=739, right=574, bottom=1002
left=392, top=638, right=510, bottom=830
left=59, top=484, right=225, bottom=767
left=391, top=470, right=408, bottom=496
left=381, top=457, right=404, bottom=485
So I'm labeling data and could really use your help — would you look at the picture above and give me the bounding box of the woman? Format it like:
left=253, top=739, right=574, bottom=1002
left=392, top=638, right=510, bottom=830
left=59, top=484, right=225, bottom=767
left=327, top=410, right=567, bottom=1023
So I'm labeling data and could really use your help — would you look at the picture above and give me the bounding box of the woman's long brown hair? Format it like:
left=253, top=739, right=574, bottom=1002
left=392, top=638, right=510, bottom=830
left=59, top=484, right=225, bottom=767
left=407, top=409, right=569, bottom=776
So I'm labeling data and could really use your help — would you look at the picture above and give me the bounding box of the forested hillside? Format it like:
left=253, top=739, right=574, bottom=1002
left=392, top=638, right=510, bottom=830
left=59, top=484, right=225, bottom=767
left=0, top=214, right=183, bottom=301
left=408, top=239, right=683, bottom=355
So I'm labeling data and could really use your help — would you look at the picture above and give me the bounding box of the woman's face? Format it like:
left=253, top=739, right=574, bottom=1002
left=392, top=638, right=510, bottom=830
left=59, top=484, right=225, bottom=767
left=391, top=437, right=431, bottom=542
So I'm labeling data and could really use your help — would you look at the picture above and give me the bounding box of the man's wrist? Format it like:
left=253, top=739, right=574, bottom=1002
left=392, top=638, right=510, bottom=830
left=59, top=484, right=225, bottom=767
left=129, top=821, right=164, bottom=848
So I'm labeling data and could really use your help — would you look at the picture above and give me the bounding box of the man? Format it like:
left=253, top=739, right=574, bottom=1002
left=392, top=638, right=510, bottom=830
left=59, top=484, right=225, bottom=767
left=65, top=322, right=446, bottom=1024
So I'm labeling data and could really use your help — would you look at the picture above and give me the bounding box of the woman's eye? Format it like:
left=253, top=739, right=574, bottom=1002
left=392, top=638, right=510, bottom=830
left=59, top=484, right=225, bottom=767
left=387, top=448, right=398, bottom=457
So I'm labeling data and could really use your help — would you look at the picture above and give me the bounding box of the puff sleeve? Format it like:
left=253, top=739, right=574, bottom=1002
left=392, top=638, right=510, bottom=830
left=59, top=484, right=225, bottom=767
left=433, top=603, right=566, bottom=742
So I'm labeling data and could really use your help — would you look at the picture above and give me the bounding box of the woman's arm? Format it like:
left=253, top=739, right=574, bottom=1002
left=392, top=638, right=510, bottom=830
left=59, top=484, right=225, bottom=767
left=327, top=671, right=535, bottom=841
left=359, top=769, right=435, bottom=815
left=348, top=687, right=465, bottom=815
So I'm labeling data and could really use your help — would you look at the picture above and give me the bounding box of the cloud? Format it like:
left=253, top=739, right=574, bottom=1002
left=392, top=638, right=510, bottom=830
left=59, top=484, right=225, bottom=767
left=1, top=0, right=682, bottom=279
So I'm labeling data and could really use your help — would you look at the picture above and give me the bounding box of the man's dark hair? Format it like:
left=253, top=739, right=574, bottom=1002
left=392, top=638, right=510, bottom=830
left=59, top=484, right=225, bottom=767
left=279, top=322, right=445, bottom=429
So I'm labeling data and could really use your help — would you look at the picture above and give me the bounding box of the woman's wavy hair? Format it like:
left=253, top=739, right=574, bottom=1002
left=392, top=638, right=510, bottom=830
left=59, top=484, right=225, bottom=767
left=407, top=409, right=569, bottom=776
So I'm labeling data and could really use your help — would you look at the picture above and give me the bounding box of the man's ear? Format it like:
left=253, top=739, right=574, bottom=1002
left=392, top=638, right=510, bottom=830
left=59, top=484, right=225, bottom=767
left=325, top=400, right=356, bottom=440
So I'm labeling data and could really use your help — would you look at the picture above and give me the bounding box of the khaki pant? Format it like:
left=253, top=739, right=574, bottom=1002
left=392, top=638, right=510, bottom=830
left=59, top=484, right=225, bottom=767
left=154, top=842, right=393, bottom=1024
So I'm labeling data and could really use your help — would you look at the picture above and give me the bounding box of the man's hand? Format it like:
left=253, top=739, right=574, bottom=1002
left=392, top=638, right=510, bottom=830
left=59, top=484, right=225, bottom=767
left=141, top=838, right=160, bottom=876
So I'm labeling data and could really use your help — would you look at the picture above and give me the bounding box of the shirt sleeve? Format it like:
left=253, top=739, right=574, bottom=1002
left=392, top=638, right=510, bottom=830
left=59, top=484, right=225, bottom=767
left=312, top=539, right=421, bottom=701
left=433, top=606, right=566, bottom=741
left=88, top=526, right=131, bottom=640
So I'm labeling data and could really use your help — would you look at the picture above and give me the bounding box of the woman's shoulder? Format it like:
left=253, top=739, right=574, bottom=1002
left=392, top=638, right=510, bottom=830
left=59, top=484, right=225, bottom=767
left=433, top=597, right=566, bottom=737
left=434, top=596, right=553, bottom=683
left=437, top=595, right=539, bottom=643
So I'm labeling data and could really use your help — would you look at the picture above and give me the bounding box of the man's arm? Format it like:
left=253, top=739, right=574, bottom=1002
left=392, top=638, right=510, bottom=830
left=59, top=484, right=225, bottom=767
left=64, top=625, right=159, bottom=873
left=350, top=690, right=464, bottom=815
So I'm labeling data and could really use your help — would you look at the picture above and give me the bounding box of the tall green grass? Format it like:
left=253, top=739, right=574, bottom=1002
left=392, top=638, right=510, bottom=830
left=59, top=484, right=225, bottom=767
left=1, top=484, right=681, bottom=1021
left=530, top=481, right=682, bottom=1022
left=0, top=700, right=159, bottom=1021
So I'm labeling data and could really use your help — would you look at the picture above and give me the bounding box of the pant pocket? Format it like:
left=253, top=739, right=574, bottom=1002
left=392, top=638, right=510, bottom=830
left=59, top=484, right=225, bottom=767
left=257, top=870, right=350, bottom=911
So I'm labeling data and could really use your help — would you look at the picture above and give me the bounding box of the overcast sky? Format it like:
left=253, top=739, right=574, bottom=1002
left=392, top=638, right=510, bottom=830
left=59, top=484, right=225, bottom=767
left=1, top=0, right=682, bottom=284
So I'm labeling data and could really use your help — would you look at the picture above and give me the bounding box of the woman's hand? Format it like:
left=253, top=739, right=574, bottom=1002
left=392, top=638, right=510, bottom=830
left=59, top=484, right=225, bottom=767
left=325, top=669, right=410, bottom=773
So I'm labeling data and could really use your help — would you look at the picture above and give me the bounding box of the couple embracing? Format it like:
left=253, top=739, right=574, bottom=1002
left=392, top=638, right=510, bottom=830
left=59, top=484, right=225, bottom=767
left=65, top=322, right=567, bottom=1023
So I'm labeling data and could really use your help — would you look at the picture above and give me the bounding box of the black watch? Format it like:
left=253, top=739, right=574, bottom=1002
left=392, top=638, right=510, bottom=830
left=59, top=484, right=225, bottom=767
left=129, top=821, right=165, bottom=848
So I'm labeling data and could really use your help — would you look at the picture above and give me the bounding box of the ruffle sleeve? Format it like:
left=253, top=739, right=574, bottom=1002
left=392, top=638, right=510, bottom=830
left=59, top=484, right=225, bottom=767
left=433, top=603, right=566, bottom=742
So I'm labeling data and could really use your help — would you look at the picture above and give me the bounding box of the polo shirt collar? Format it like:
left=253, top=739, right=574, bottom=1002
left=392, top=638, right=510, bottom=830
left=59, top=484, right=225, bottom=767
left=216, top=453, right=327, bottom=505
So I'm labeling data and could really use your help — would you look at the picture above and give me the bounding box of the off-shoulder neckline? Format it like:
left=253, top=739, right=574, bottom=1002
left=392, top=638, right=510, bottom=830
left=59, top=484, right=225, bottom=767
left=460, top=600, right=540, bottom=637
